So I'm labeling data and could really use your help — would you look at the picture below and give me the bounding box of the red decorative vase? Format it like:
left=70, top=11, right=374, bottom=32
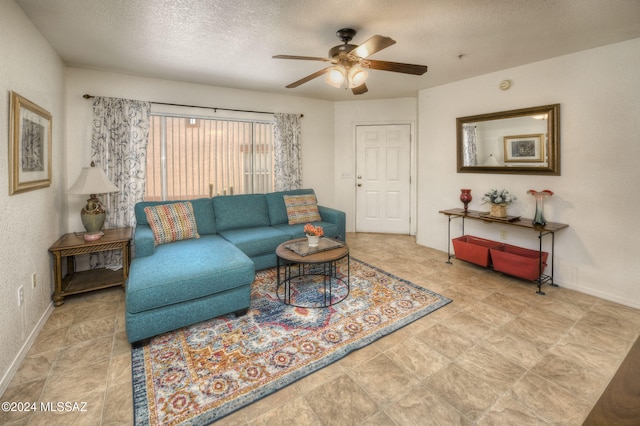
left=460, top=189, right=472, bottom=212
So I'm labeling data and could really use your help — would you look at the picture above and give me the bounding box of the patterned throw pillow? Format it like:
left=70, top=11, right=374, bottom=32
left=144, top=202, right=200, bottom=246
left=283, top=194, right=321, bottom=225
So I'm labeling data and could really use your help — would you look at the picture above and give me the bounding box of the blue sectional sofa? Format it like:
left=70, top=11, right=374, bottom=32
left=125, top=189, right=345, bottom=343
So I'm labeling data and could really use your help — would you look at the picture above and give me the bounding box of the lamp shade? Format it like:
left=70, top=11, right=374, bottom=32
left=484, top=154, right=501, bottom=166
left=325, top=67, right=346, bottom=88
left=68, top=165, right=119, bottom=195
left=348, top=66, right=368, bottom=88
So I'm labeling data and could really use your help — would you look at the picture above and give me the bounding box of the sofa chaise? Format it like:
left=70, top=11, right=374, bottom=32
left=125, top=189, right=345, bottom=343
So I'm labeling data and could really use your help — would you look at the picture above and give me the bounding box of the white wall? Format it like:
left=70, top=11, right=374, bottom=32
left=65, top=68, right=336, bottom=232
left=334, top=98, right=417, bottom=232
left=418, top=38, right=640, bottom=308
left=0, top=1, right=66, bottom=393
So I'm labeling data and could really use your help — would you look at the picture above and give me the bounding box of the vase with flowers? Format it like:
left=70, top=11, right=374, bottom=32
left=304, top=223, right=324, bottom=247
left=482, top=189, right=517, bottom=218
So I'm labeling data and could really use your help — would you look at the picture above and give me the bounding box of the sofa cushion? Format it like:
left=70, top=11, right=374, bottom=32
left=135, top=198, right=216, bottom=235
left=218, top=226, right=291, bottom=257
left=213, top=194, right=270, bottom=231
left=133, top=225, right=156, bottom=258
left=265, top=189, right=315, bottom=225
left=126, top=235, right=254, bottom=314
left=283, top=193, right=322, bottom=225
left=144, top=201, right=200, bottom=246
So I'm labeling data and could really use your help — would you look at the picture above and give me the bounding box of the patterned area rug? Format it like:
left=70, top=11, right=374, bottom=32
left=132, top=258, right=451, bottom=425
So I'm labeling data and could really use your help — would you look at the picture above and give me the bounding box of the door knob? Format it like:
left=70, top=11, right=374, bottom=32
left=357, top=175, right=362, bottom=179
left=357, top=183, right=362, bottom=187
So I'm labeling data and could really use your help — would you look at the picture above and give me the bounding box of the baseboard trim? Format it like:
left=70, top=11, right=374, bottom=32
left=556, top=283, right=640, bottom=310
left=0, top=302, right=54, bottom=396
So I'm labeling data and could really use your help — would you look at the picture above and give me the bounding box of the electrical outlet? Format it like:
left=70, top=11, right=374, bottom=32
left=18, top=286, right=24, bottom=307
left=32, top=272, right=37, bottom=289
left=500, top=231, right=508, bottom=240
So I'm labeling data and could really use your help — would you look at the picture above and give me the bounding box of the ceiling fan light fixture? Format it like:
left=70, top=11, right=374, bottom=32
left=274, top=28, right=428, bottom=94
left=325, top=67, right=346, bottom=88
left=348, top=66, right=368, bottom=88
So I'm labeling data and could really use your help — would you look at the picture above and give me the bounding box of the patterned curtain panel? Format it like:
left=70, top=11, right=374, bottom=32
left=273, top=113, right=302, bottom=191
left=90, top=96, right=150, bottom=270
left=463, top=123, right=479, bottom=166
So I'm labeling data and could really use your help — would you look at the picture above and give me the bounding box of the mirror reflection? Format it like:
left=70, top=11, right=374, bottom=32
left=457, top=104, right=560, bottom=175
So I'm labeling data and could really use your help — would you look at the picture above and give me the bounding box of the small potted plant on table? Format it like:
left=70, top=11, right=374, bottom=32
left=304, top=223, right=324, bottom=247
left=482, top=188, right=517, bottom=218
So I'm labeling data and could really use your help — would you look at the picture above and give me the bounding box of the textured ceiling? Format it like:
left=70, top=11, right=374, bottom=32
left=15, top=0, right=640, bottom=101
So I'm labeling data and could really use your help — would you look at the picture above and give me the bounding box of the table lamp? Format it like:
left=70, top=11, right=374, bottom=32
left=68, top=162, right=119, bottom=240
left=484, top=154, right=500, bottom=166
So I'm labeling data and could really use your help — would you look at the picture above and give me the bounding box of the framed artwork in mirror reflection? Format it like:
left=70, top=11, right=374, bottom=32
left=503, top=133, right=544, bottom=163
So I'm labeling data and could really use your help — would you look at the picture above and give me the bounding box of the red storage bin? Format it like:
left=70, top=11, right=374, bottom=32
left=452, top=235, right=502, bottom=267
left=490, top=244, right=549, bottom=281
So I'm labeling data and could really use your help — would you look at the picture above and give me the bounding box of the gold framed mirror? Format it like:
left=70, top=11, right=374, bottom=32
left=457, top=104, right=560, bottom=175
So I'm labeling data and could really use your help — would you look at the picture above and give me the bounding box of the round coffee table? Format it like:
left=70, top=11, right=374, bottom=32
left=275, top=238, right=350, bottom=308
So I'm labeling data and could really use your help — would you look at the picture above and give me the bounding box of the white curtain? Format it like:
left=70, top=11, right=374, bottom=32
left=90, top=96, right=150, bottom=269
left=462, top=123, right=479, bottom=166
left=273, top=113, right=302, bottom=190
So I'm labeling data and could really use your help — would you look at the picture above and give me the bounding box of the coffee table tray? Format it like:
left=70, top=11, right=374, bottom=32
left=284, top=237, right=345, bottom=256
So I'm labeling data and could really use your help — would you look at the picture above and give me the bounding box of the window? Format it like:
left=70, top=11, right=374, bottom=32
left=145, top=115, right=274, bottom=201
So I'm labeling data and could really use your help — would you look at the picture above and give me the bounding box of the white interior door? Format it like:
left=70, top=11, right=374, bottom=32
left=356, top=124, right=411, bottom=234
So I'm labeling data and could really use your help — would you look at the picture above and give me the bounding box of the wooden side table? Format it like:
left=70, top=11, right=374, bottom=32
left=275, top=238, right=350, bottom=308
left=49, top=227, right=132, bottom=306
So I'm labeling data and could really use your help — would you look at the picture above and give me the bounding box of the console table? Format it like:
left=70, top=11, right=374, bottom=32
left=49, top=227, right=132, bottom=306
left=439, top=208, right=568, bottom=294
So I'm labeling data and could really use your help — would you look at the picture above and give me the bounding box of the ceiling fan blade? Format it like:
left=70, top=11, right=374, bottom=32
left=352, top=35, right=396, bottom=58
left=273, top=55, right=331, bottom=62
left=285, top=67, right=331, bottom=88
left=362, top=59, right=428, bottom=75
left=352, top=83, right=368, bottom=95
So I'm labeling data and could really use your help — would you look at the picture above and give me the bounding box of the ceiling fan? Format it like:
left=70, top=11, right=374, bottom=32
left=273, top=28, right=428, bottom=95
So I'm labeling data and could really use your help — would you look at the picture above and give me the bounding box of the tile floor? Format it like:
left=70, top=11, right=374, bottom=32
left=2, top=233, right=640, bottom=425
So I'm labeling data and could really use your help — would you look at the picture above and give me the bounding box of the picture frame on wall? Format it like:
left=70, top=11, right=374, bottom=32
left=9, top=91, right=52, bottom=195
left=503, top=133, right=545, bottom=163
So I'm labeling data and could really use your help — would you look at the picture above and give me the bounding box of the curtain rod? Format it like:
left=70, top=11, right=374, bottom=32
left=82, top=94, right=303, bottom=117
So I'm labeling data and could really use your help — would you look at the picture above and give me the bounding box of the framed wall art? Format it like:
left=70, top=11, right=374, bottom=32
left=9, top=91, right=52, bottom=195
left=503, top=133, right=545, bottom=163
